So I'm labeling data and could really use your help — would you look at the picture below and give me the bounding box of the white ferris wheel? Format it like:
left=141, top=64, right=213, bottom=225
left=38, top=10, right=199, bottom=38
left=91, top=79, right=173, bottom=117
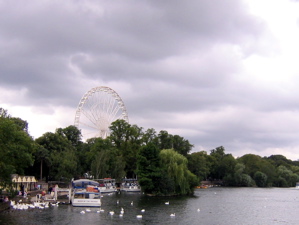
left=74, top=86, right=129, bottom=140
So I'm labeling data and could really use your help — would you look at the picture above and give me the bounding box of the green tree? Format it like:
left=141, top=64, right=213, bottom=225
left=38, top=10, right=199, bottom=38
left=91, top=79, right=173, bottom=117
left=276, top=165, right=299, bottom=187
left=254, top=171, right=268, bottom=187
left=34, top=144, right=50, bottom=180
left=187, top=151, right=211, bottom=181
left=36, top=131, right=78, bottom=181
left=109, top=120, right=143, bottom=177
left=238, top=154, right=263, bottom=178
left=0, top=109, right=35, bottom=192
left=160, top=149, right=198, bottom=195
left=157, top=130, right=173, bottom=150
left=109, top=119, right=131, bottom=149
left=142, top=128, right=157, bottom=145
left=88, top=137, right=125, bottom=180
left=233, top=163, right=255, bottom=187
left=209, top=146, right=227, bottom=179
left=172, top=135, right=193, bottom=156
left=56, top=125, right=82, bottom=147
left=136, top=143, right=162, bottom=194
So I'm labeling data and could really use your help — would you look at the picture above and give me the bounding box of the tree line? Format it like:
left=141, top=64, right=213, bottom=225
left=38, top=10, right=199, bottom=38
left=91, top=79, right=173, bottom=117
left=1, top=108, right=299, bottom=197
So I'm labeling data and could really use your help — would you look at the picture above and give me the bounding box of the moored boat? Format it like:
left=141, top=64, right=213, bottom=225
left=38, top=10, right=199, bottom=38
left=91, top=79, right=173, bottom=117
left=120, top=178, right=141, bottom=192
left=71, top=179, right=101, bottom=207
left=95, top=178, right=117, bottom=193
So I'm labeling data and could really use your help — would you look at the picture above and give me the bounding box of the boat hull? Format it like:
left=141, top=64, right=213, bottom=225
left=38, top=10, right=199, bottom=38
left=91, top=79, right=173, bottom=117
left=72, top=199, right=101, bottom=207
left=120, top=186, right=141, bottom=192
left=99, top=187, right=118, bottom=193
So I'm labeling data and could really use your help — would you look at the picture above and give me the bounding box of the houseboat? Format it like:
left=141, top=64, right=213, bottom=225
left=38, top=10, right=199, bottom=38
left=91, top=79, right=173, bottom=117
left=120, top=178, right=141, bottom=192
left=95, top=178, right=117, bottom=193
left=71, top=179, right=101, bottom=207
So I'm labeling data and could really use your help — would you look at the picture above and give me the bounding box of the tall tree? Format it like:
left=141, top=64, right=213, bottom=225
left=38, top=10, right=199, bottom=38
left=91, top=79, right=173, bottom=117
left=157, top=130, right=173, bottom=150
left=88, top=137, right=125, bottom=180
left=36, top=131, right=78, bottom=181
left=142, top=128, right=157, bottom=145
left=56, top=125, right=82, bottom=147
left=109, top=119, right=131, bottom=149
left=109, top=120, right=143, bottom=177
left=0, top=109, right=35, bottom=188
left=172, top=135, right=193, bottom=156
left=160, top=149, right=198, bottom=195
left=187, top=151, right=211, bottom=181
left=136, top=143, right=162, bottom=194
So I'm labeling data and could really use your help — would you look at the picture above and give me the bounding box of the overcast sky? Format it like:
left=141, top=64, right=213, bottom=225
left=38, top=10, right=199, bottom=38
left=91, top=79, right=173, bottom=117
left=1, top=0, right=299, bottom=160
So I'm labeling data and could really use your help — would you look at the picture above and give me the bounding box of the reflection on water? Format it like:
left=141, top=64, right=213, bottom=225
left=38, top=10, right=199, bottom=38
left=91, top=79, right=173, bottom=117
left=1, top=188, right=299, bottom=225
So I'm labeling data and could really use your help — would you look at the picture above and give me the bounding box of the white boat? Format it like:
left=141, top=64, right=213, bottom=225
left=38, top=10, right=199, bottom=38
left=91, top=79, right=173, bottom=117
left=95, top=178, right=117, bottom=193
left=120, top=178, right=141, bottom=192
left=71, top=179, right=101, bottom=207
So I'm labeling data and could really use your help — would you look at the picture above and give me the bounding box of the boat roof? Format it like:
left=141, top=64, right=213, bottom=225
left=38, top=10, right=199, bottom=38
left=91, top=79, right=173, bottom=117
left=72, top=179, right=99, bottom=188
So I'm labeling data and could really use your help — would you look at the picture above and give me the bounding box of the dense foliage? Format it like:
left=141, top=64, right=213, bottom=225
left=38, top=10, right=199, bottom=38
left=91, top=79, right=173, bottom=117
left=1, top=108, right=299, bottom=197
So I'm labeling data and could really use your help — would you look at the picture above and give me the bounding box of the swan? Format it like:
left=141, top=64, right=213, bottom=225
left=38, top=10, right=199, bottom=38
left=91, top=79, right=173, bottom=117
left=165, top=201, right=169, bottom=205
left=80, top=210, right=85, bottom=214
left=170, top=213, right=175, bottom=217
left=141, top=209, right=145, bottom=213
left=136, top=215, right=142, bottom=219
left=109, top=211, right=115, bottom=215
left=85, top=208, right=91, bottom=212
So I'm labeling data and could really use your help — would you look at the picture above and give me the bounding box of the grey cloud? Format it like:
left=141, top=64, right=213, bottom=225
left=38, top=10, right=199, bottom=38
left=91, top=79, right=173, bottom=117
left=2, top=0, right=297, bottom=159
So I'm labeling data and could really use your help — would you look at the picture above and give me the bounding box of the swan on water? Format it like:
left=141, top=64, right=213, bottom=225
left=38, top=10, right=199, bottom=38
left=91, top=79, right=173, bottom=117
left=170, top=213, right=175, bottom=217
left=136, top=215, right=142, bottom=219
left=165, top=201, right=169, bottom=205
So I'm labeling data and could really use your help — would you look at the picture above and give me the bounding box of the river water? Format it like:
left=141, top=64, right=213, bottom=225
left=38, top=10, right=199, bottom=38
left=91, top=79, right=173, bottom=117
left=1, top=187, right=298, bottom=225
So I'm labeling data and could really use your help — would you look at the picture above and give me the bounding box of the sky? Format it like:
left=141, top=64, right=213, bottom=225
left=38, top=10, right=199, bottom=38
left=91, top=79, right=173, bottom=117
left=1, top=0, right=299, bottom=160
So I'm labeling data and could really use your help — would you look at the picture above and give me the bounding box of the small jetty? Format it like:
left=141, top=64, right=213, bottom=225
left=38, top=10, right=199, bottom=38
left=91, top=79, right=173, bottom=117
left=30, top=184, right=71, bottom=204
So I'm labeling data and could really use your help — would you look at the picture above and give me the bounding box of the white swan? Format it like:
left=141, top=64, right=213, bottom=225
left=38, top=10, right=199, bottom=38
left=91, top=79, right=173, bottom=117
left=170, top=213, right=175, bottom=217
left=141, top=209, right=145, bottom=213
left=165, top=201, right=169, bottom=205
left=80, top=210, right=85, bottom=214
left=109, top=211, right=115, bottom=215
left=136, top=215, right=142, bottom=219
